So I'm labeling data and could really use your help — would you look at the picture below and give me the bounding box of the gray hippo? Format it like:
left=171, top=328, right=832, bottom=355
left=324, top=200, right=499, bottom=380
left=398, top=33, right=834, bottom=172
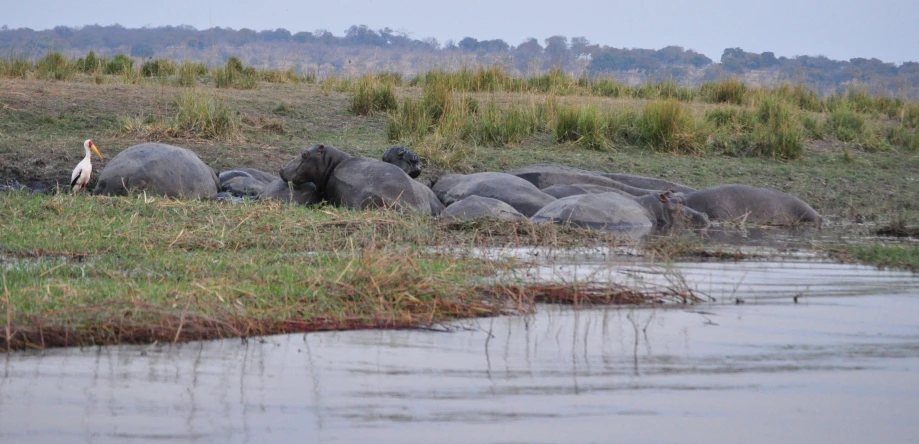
left=677, top=184, right=822, bottom=226
left=257, top=178, right=321, bottom=205
left=432, top=172, right=556, bottom=217
left=440, top=196, right=527, bottom=221
left=382, top=146, right=422, bottom=179
left=541, top=183, right=635, bottom=199
left=94, top=143, right=219, bottom=199
left=532, top=191, right=705, bottom=233
left=381, top=146, right=443, bottom=214
left=219, top=168, right=279, bottom=197
left=279, top=144, right=437, bottom=214
left=597, top=172, right=695, bottom=194
left=506, top=164, right=694, bottom=195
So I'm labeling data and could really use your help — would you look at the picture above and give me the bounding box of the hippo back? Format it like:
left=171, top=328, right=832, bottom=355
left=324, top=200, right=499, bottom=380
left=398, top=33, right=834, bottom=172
left=94, top=143, right=219, bottom=199
left=327, top=158, right=429, bottom=212
left=531, top=192, right=653, bottom=234
left=432, top=172, right=556, bottom=217
left=505, top=164, right=658, bottom=196
left=441, top=196, right=527, bottom=221
left=597, top=172, right=695, bottom=194
left=258, top=178, right=321, bottom=205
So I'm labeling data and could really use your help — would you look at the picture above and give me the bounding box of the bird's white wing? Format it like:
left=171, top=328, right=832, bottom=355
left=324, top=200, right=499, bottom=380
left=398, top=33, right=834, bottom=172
left=70, top=165, right=83, bottom=187
left=71, top=163, right=85, bottom=188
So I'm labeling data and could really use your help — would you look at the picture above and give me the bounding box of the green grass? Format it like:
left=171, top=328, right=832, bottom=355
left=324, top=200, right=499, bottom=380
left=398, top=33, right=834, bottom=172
left=633, top=100, right=704, bottom=154
left=554, top=105, right=609, bottom=150
left=2, top=191, right=689, bottom=350
left=140, top=58, right=177, bottom=77
left=119, top=90, right=240, bottom=140
left=348, top=75, right=398, bottom=116
left=35, top=52, right=76, bottom=81
left=214, top=57, right=258, bottom=89
left=700, top=78, right=747, bottom=105
left=834, top=243, right=919, bottom=272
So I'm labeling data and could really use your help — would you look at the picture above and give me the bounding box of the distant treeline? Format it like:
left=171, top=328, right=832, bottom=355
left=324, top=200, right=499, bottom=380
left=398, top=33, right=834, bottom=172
left=1, top=24, right=918, bottom=96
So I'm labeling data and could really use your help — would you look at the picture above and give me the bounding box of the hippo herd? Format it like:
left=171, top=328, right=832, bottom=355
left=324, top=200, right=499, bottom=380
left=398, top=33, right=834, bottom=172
left=78, top=142, right=823, bottom=234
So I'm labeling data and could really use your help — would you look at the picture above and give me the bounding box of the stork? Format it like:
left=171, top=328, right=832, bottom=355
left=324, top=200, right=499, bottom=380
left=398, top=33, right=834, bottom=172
left=70, top=139, right=102, bottom=192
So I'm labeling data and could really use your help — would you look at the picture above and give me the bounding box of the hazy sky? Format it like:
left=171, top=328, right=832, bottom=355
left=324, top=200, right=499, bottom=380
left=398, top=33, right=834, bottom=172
left=4, top=0, right=917, bottom=64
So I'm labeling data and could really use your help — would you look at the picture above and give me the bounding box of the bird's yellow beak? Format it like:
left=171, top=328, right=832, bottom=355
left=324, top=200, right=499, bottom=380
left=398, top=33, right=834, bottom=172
left=90, top=141, right=102, bottom=160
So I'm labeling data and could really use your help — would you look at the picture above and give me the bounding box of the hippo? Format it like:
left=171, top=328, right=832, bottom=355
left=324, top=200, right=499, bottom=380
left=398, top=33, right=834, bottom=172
left=532, top=191, right=704, bottom=233
left=677, top=184, right=822, bottom=226
left=440, top=195, right=527, bottom=221
left=94, top=143, right=219, bottom=199
left=257, top=178, right=321, bottom=205
left=410, top=180, right=445, bottom=216
left=219, top=168, right=279, bottom=197
left=432, top=172, right=557, bottom=217
left=279, top=144, right=436, bottom=214
left=541, top=183, right=635, bottom=199
left=531, top=192, right=656, bottom=234
left=634, top=192, right=710, bottom=229
left=382, top=146, right=422, bottom=179
left=596, top=172, right=695, bottom=194
left=505, top=164, right=663, bottom=196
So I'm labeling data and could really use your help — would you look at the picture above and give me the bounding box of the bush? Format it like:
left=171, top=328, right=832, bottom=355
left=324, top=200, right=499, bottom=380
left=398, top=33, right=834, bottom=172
left=555, top=106, right=609, bottom=150
left=700, top=79, right=747, bottom=105
left=348, top=75, right=398, bottom=116
left=35, top=52, right=75, bottom=81
left=140, top=58, right=177, bottom=77
left=634, top=100, right=704, bottom=154
left=824, top=105, right=865, bottom=142
left=750, top=97, right=804, bottom=159
left=173, top=91, right=240, bottom=139
left=215, top=57, right=257, bottom=89
left=104, top=54, right=134, bottom=75
left=0, top=57, right=32, bottom=78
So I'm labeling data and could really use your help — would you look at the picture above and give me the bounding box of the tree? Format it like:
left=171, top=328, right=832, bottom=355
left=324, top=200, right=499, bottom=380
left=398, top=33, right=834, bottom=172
left=458, top=37, right=479, bottom=51
left=514, top=37, right=543, bottom=72
left=130, top=42, right=154, bottom=58
left=570, top=36, right=590, bottom=55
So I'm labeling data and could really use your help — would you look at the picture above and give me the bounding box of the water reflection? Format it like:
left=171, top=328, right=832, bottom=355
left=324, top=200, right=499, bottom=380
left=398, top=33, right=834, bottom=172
left=2, top=262, right=919, bottom=443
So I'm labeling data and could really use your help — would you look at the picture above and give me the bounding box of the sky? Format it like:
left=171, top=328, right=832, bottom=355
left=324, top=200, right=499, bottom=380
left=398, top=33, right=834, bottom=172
left=3, top=0, right=918, bottom=64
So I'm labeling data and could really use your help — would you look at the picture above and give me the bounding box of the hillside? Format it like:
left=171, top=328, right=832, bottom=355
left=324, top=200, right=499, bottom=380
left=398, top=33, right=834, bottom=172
left=2, top=24, right=918, bottom=97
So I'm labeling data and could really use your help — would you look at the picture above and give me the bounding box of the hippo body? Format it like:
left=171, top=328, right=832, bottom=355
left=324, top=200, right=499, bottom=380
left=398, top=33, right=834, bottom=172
left=441, top=196, right=527, bottom=221
left=432, top=172, right=557, bottom=217
left=541, top=183, right=635, bottom=199
left=531, top=192, right=655, bottom=233
left=410, top=180, right=445, bottom=216
left=597, top=172, right=695, bottom=194
left=219, top=168, right=279, bottom=185
left=257, top=178, right=321, bottom=205
left=94, top=143, right=219, bottom=199
left=532, top=191, right=709, bottom=233
left=505, top=164, right=660, bottom=196
left=679, top=184, right=822, bottom=226
left=280, top=144, right=434, bottom=214
left=219, top=168, right=279, bottom=197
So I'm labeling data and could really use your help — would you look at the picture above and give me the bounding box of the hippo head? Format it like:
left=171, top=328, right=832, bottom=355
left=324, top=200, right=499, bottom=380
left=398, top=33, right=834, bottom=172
left=382, top=146, right=422, bottom=179
left=654, top=192, right=707, bottom=231
left=280, top=144, right=334, bottom=187
left=660, top=192, right=710, bottom=229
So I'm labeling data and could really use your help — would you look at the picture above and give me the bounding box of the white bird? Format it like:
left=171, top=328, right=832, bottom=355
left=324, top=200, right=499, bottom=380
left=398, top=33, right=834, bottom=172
left=70, top=139, right=103, bottom=192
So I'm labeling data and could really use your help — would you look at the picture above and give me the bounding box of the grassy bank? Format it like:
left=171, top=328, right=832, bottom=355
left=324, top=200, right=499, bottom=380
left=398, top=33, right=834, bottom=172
left=1, top=192, right=703, bottom=351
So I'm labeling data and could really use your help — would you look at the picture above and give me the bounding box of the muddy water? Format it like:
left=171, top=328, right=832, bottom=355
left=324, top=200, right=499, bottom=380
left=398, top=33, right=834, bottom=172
left=2, top=262, right=919, bottom=444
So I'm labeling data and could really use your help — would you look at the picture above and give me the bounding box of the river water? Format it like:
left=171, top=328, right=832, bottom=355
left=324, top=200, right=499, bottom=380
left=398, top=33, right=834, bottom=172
left=1, top=259, right=918, bottom=443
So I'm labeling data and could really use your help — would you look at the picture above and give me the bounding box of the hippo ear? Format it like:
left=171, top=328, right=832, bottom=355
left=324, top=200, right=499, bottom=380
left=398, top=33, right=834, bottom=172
left=316, top=144, right=325, bottom=156
left=658, top=193, right=669, bottom=203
